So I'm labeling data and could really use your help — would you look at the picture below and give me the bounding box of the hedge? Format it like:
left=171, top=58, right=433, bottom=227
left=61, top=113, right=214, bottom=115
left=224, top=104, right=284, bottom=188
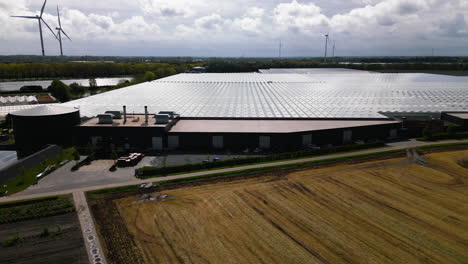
left=418, top=131, right=468, bottom=141
left=135, top=141, right=386, bottom=178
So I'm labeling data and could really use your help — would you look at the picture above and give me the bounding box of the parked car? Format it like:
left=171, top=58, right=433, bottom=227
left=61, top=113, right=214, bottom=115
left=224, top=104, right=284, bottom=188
left=36, top=165, right=56, bottom=179
left=116, top=153, right=145, bottom=167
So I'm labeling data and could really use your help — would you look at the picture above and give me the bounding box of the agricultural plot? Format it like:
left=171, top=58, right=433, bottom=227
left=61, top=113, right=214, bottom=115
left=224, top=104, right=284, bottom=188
left=94, top=149, right=468, bottom=264
left=0, top=196, right=87, bottom=264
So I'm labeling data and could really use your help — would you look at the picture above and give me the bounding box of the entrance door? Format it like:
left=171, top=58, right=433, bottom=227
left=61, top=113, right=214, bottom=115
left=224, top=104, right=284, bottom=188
left=259, top=136, right=271, bottom=149
left=212, top=136, right=224, bottom=149
left=302, top=134, right=312, bottom=146
left=343, top=130, right=352, bottom=144
left=152, top=137, right=163, bottom=150
left=389, top=129, right=398, bottom=139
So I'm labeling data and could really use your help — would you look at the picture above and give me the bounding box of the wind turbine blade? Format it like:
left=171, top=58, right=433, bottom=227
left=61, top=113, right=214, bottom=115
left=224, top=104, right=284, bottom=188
left=40, top=0, right=47, bottom=17
left=11, top=15, right=37, bottom=19
left=57, top=5, right=61, bottom=27
left=61, top=29, right=71, bottom=41
left=41, top=18, right=58, bottom=40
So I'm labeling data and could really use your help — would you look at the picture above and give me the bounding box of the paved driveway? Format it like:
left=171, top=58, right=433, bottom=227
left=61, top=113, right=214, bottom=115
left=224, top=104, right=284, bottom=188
left=20, top=157, right=153, bottom=196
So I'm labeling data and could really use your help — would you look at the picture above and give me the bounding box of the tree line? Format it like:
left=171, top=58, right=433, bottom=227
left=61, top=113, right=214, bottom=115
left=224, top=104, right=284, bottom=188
left=204, top=60, right=468, bottom=73
left=0, top=62, right=191, bottom=80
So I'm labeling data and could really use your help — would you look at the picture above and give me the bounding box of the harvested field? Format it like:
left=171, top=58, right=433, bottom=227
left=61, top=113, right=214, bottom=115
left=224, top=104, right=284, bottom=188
left=97, top=149, right=468, bottom=264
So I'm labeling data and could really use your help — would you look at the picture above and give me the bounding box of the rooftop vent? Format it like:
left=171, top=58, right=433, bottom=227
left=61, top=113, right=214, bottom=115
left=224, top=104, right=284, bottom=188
left=97, top=114, right=114, bottom=124
left=105, top=111, right=122, bottom=119
left=158, top=111, right=176, bottom=119
left=155, top=114, right=170, bottom=124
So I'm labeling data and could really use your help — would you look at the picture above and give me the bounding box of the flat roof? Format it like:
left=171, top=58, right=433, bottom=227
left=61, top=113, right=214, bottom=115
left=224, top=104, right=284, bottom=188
left=169, top=119, right=400, bottom=133
left=62, top=70, right=468, bottom=119
left=80, top=114, right=171, bottom=128
left=447, top=113, right=468, bottom=119
left=11, top=105, right=78, bottom=117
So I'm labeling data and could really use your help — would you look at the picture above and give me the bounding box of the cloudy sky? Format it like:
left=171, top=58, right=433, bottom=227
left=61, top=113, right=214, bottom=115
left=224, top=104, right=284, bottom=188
left=0, top=0, right=467, bottom=57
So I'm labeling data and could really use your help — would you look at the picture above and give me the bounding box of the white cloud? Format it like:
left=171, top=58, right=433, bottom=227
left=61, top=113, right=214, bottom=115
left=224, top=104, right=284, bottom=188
left=273, top=0, right=329, bottom=33
left=195, top=14, right=224, bottom=30
left=138, top=0, right=206, bottom=17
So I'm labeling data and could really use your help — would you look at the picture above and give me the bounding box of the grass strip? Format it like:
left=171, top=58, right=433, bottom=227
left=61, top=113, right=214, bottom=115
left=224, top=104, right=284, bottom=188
left=157, top=149, right=405, bottom=186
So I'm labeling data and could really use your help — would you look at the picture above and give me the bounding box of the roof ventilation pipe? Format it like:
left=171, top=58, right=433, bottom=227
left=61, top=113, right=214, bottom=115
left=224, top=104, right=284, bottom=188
left=123, top=105, right=127, bottom=124
left=144, top=106, right=148, bottom=124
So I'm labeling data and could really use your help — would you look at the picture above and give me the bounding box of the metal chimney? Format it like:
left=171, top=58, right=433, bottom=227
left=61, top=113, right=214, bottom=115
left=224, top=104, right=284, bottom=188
left=144, top=106, right=148, bottom=124
left=123, top=105, right=127, bottom=124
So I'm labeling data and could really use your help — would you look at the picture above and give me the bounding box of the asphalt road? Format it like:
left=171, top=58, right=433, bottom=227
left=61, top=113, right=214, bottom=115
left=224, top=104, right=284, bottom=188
left=1, top=139, right=467, bottom=204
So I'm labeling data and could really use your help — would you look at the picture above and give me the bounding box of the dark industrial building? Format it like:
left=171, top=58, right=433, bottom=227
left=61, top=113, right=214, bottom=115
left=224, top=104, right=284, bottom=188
left=10, top=105, right=80, bottom=158
left=74, top=106, right=400, bottom=153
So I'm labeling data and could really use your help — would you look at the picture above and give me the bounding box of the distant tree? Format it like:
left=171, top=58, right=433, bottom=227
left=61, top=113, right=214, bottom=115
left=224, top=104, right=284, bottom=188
left=69, top=82, right=85, bottom=95
left=47, top=80, right=71, bottom=102
left=163, top=67, right=177, bottom=76
left=89, top=78, right=97, bottom=88
left=144, top=71, right=156, bottom=82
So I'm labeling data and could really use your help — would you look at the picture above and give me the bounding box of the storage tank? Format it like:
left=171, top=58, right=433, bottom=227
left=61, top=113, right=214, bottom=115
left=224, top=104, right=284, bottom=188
left=11, top=105, right=80, bottom=158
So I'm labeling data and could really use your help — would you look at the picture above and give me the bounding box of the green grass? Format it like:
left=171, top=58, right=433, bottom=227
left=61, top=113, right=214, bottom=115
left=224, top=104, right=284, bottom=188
left=0, top=148, right=76, bottom=196
left=415, top=141, right=468, bottom=151
left=87, top=184, right=140, bottom=197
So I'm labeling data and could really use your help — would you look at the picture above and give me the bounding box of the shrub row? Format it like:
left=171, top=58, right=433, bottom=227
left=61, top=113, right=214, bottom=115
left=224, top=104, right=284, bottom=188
left=0, top=197, right=74, bottom=224
left=135, top=141, right=385, bottom=178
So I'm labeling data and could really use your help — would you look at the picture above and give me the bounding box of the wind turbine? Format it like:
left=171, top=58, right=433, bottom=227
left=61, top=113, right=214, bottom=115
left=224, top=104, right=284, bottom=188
left=11, top=0, right=57, bottom=56
left=324, top=33, right=329, bottom=62
left=56, top=5, right=71, bottom=56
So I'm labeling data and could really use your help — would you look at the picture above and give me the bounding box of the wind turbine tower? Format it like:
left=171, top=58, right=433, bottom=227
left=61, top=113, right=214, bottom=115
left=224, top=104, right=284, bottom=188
left=279, top=40, right=282, bottom=58
left=11, top=0, right=57, bottom=56
left=324, top=33, right=329, bottom=62
left=56, top=6, right=71, bottom=56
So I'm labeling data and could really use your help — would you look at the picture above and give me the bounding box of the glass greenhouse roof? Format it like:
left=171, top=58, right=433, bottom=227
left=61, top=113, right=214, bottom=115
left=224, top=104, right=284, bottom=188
left=61, top=70, right=468, bottom=119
